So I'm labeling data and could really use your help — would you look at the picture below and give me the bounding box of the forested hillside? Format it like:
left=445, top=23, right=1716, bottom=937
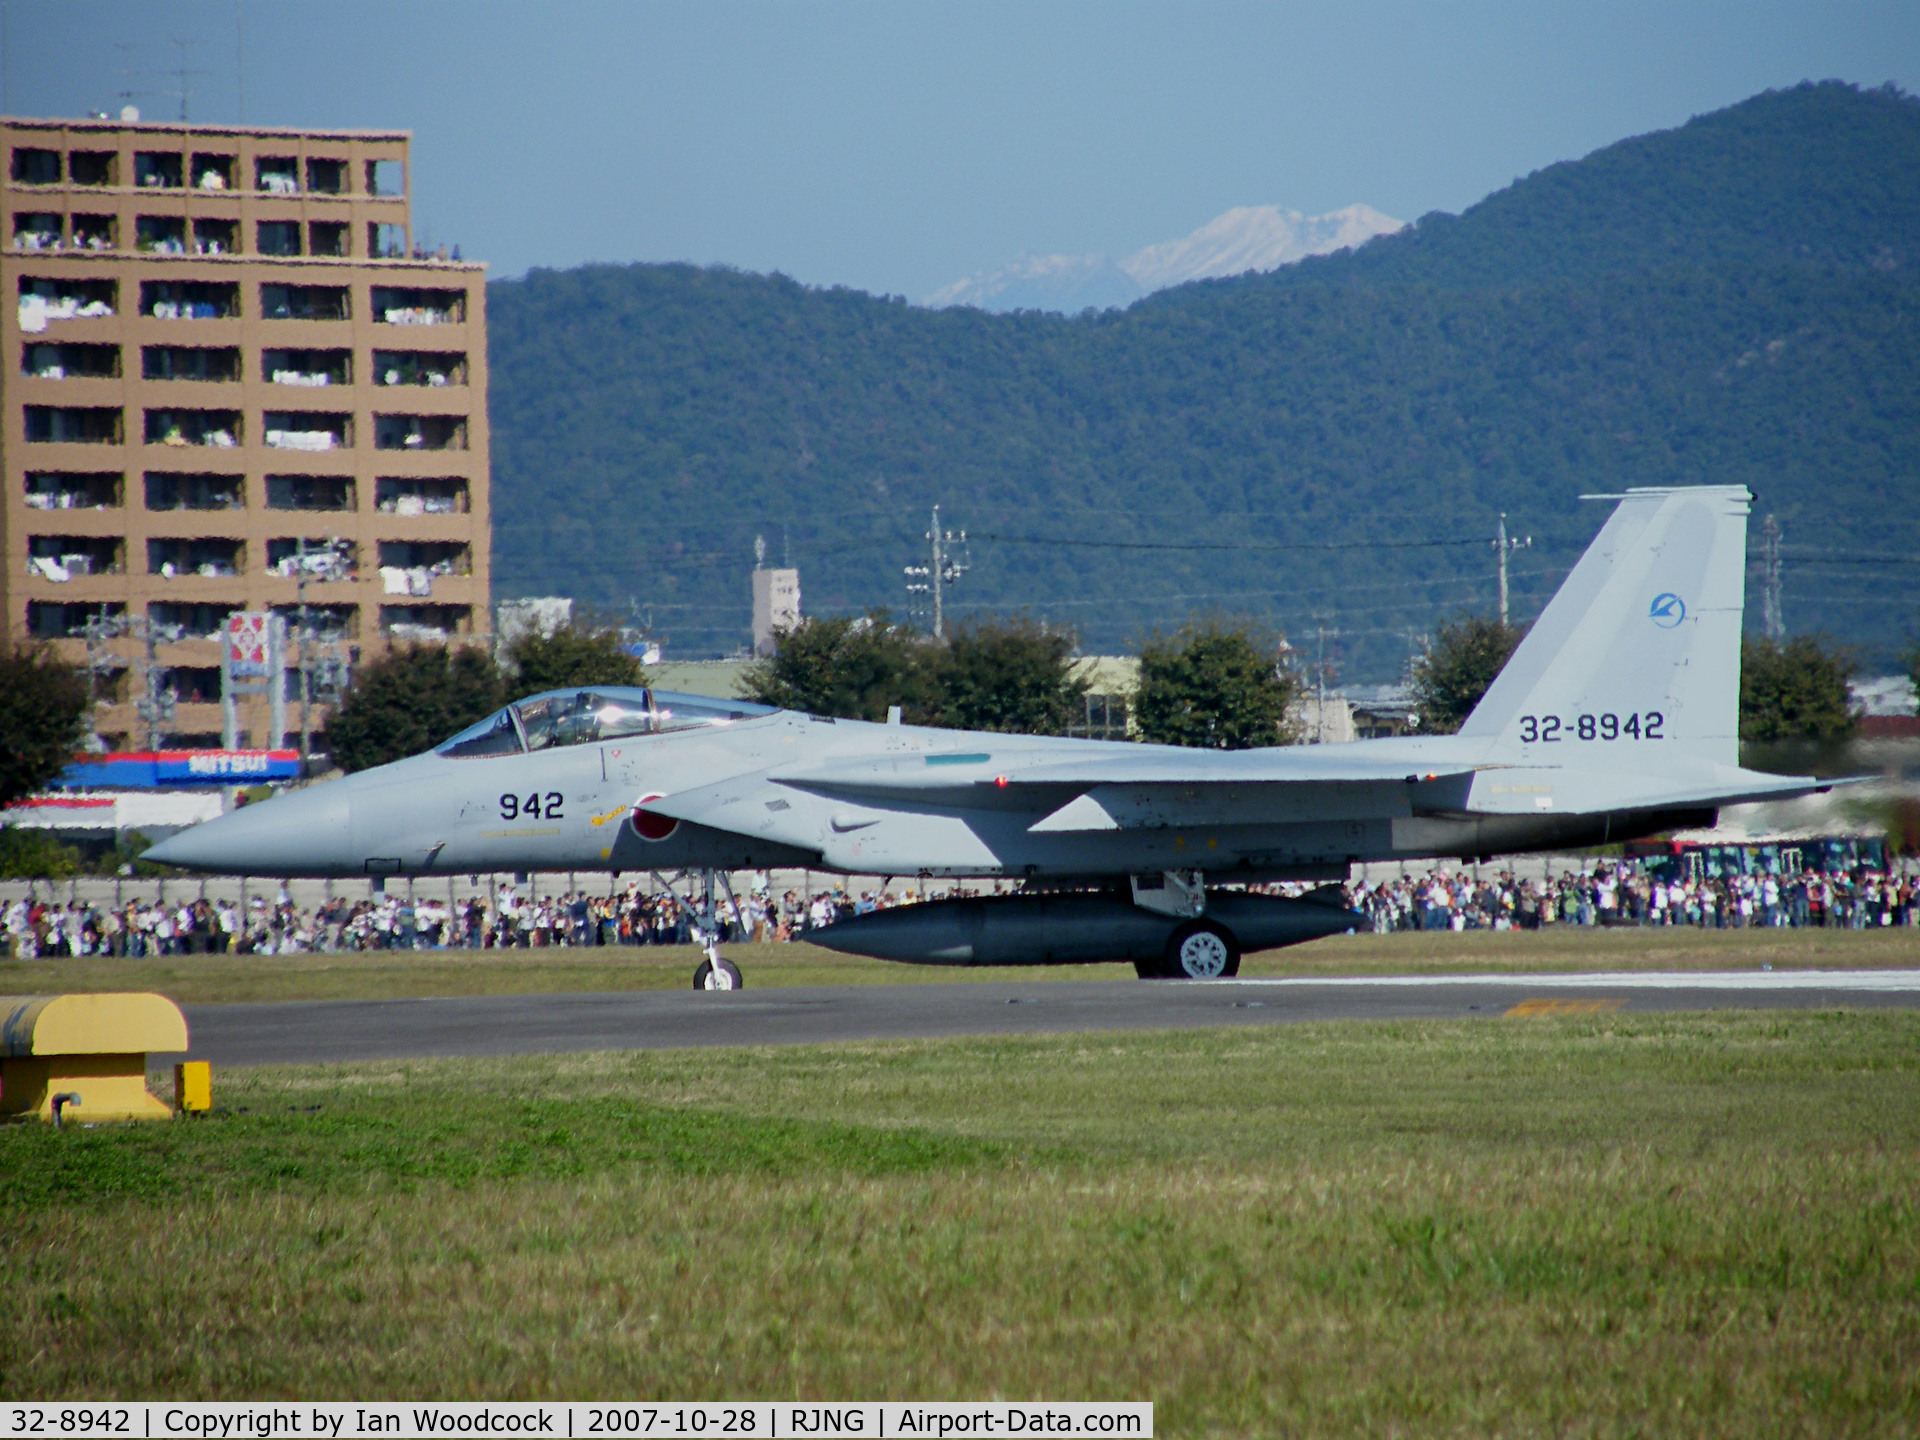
left=487, top=82, right=1920, bottom=677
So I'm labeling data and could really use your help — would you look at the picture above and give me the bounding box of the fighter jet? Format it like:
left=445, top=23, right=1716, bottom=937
left=147, top=485, right=1828, bottom=987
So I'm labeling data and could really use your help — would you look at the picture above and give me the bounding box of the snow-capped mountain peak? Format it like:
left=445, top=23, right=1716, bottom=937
left=926, top=203, right=1405, bottom=313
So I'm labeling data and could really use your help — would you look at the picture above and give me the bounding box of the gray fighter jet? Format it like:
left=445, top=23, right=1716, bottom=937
left=147, top=485, right=1828, bottom=986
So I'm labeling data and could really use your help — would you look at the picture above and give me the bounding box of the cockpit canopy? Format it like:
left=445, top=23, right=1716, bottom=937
left=436, top=687, right=776, bottom=759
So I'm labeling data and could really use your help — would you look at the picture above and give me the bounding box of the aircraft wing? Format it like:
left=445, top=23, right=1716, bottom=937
left=635, top=747, right=1485, bottom=844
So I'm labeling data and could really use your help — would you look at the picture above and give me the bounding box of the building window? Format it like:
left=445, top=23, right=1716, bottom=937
left=378, top=541, right=469, bottom=596
left=375, top=477, right=466, bottom=514
left=144, top=472, right=244, bottom=511
left=166, top=666, right=222, bottom=703
left=142, top=346, right=241, bottom=382
left=10, top=147, right=61, bottom=184
left=262, top=348, right=350, bottom=386
left=68, top=151, right=115, bottom=186
left=135, top=215, right=188, bottom=254
left=143, top=408, right=240, bottom=448
left=365, top=159, right=404, bottom=196
left=141, top=280, right=238, bottom=320
left=256, top=220, right=302, bottom=257
left=134, top=152, right=185, bottom=188
left=29, top=600, right=124, bottom=638
left=1065, top=694, right=1133, bottom=740
left=271, top=603, right=358, bottom=639
left=373, top=350, right=464, bottom=386
left=266, top=475, right=354, bottom=511
left=268, top=536, right=357, bottom=580
left=305, top=157, right=347, bottom=194
left=12, top=213, right=62, bottom=251
left=25, top=471, right=122, bottom=510
left=149, top=602, right=239, bottom=640
left=264, top=411, right=351, bottom=451
left=148, top=537, right=244, bottom=579
left=18, top=277, right=116, bottom=328
left=192, top=218, right=238, bottom=255
left=72, top=214, right=116, bottom=251
left=27, top=535, right=123, bottom=580
left=374, top=414, right=466, bottom=451
left=307, top=221, right=349, bottom=258
left=256, top=156, right=298, bottom=194
left=23, top=343, right=120, bottom=379
left=369, top=222, right=407, bottom=259
left=381, top=604, right=468, bottom=641
left=191, top=153, right=235, bottom=191
left=371, top=286, right=463, bottom=325
left=25, top=405, right=122, bottom=444
left=260, top=283, right=348, bottom=320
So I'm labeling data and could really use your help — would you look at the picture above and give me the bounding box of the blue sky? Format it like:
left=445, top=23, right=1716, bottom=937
left=14, top=1, right=1919, bottom=297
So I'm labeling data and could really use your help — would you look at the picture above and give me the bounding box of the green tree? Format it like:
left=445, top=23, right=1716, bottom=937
left=0, top=644, right=91, bottom=808
left=323, top=644, right=502, bottom=773
left=739, top=612, right=939, bottom=722
left=1411, top=615, right=1526, bottom=734
left=1134, top=619, right=1298, bottom=749
left=0, top=827, right=83, bottom=880
left=932, top=617, right=1090, bottom=735
left=1739, top=634, right=1857, bottom=742
left=505, top=620, right=645, bottom=699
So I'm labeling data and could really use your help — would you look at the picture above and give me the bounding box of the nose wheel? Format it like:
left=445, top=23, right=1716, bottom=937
left=694, top=953, right=743, bottom=990
left=688, top=868, right=745, bottom=990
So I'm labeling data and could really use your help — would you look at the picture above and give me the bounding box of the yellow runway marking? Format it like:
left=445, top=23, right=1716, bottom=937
left=1505, top=997, right=1627, bottom=1017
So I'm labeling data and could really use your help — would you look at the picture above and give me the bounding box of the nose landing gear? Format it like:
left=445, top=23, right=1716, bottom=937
left=686, top=867, right=745, bottom=990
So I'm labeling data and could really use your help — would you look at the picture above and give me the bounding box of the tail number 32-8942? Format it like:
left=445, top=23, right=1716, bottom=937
left=1518, top=713, right=1663, bottom=742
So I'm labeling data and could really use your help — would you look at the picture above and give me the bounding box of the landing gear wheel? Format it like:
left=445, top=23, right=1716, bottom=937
left=1162, top=920, right=1240, bottom=979
left=693, top=956, right=743, bottom=990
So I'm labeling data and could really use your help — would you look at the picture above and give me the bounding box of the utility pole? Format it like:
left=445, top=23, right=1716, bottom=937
left=1311, top=614, right=1339, bottom=744
left=1494, top=513, right=1531, bottom=627
left=296, top=537, right=315, bottom=771
left=904, top=505, right=968, bottom=638
left=135, top=617, right=179, bottom=751
left=1760, top=514, right=1785, bottom=641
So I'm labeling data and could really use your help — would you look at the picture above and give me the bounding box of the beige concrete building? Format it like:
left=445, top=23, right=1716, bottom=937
left=1, top=114, right=489, bottom=752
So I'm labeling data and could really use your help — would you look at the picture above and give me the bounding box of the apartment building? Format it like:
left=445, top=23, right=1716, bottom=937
left=1, top=114, right=489, bottom=751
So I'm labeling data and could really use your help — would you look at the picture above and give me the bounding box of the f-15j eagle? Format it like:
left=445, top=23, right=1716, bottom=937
left=148, top=485, right=1829, bottom=987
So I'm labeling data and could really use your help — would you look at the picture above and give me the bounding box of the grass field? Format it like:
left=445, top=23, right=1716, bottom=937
left=3, top=924, right=1916, bottom=1005
left=3, top=1010, right=1917, bottom=1433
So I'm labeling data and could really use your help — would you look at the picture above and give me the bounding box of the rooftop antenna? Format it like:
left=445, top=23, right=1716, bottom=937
left=235, top=0, right=245, bottom=123
left=753, top=534, right=767, bottom=570
left=168, top=38, right=206, bottom=122
left=113, top=42, right=146, bottom=118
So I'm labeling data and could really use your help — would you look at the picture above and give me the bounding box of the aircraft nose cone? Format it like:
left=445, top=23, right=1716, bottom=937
left=143, top=781, right=352, bottom=875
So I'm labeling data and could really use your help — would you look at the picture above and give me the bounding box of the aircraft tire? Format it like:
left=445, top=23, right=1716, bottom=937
left=1162, top=920, right=1240, bottom=979
left=693, top=957, right=744, bottom=990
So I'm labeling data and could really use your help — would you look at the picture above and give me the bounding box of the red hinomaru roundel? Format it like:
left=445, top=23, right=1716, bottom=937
left=631, top=794, right=678, bottom=841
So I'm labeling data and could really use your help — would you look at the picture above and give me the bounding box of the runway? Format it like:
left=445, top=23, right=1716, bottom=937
left=171, top=969, right=1920, bottom=1067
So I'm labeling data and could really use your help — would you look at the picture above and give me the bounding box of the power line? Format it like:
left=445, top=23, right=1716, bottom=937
left=975, top=533, right=1491, bottom=554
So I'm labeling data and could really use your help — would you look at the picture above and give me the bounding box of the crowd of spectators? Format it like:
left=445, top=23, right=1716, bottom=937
left=0, top=878, right=939, bottom=958
left=4, top=863, right=1915, bottom=958
left=1346, top=864, right=1918, bottom=932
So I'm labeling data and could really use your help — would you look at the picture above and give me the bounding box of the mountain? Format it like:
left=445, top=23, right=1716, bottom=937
left=487, top=82, right=1920, bottom=678
left=924, top=204, right=1404, bottom=312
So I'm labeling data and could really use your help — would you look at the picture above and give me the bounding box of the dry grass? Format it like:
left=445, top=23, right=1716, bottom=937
left=2, top=924, right=1915, bottom=1006
left=2, top=1011, right=1917, bottom=1434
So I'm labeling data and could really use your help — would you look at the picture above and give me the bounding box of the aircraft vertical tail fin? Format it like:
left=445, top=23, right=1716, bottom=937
left=1458, top=486, right=1750, bottom=767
